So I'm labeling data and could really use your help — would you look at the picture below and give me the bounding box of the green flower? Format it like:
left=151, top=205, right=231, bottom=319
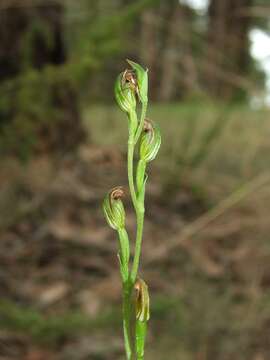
left=103, top=187, right=125, bottom=231
left=127, top=60, right=148, bottom=104
left=139, top=120, right=161, bottom=163
left=135, top=278, right=150, bottom=322
left=115, top=72, right=136, bottom=114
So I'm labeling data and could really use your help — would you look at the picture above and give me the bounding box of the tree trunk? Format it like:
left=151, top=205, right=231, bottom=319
left=139, top=7, right=161, bottom=100
left=158, top=1, right=182, bottom=102
left=139, top=1, right=199, bottom=102
left=159, top=2, right=199, bottom=101
left=204, top=0, right=253, bottom=100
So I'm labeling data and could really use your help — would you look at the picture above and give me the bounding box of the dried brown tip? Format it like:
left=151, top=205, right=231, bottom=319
left=110, top=186, right=125, bottom=201
left=134, top=279, right=141, bottom=302
left=143, top=119, right=155, bottom=144
left=122, top=69, right=138, bottom=93
left=143, top=118, right=153, bottom=133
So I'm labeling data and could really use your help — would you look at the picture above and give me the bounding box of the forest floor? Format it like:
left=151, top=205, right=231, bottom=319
left=1, top=104, right=270, bottom=360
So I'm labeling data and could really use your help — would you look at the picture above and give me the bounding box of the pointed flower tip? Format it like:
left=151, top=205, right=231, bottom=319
left=125, top=60, right=148, bottom=104
left=126, top=59, right=145, bottom=71
left=126, top=58, right=136, bottom=67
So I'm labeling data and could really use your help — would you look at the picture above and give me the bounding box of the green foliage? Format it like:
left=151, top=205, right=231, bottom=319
left=22, top=19, right=54, bottom=70
left=0, top=64, right=78, bottom=158
left=2, top=286, right=270, bottom=360
left=0, top=300, right=119, bottom=345
left=0, top=0, right=162, bottom=158
left=66, top=0, right=160, bottom=79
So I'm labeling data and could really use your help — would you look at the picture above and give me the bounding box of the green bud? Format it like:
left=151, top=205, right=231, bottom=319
left=103, top=187, right=125, bottom=231
left=127, top=59, right=148, bottom=104
left=114, top=72, right=136, bottom=114
left=135, top=278, right=150, bottom=359
left=134, top=278, right=150, bottom=322
left=139, top=120, right=161, bottom=163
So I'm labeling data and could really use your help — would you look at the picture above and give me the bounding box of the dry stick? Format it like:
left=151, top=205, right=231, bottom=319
left=147, top=172, right=270, bottom=264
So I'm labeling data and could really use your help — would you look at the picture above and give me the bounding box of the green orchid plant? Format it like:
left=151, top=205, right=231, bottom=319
left=103, top=60, right=161, bottom=359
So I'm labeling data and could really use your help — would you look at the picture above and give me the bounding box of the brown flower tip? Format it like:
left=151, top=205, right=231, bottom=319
left=134, top=278, right=150, bottom=322
left=122, top=69, right=138, bottom=94
left=143, top=118, right=153, bottom=133
left=134, top=279, right=142, bottom=300
left=110, top=186, right=125, bottom=201
left=143, top=119, right=155, bottom=143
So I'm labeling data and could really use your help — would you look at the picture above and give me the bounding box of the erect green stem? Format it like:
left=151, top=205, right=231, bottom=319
left=136, top=321, right=147, bottom=360
left=107, top=62, right=155, bottom=360
left=135, top=102, right=148, bottom=145
left=128, top=138, right=137, bottom=210
left=136, top=160, right=147, bottom=195
left=123, top=282, right=133, bottom=360
left=129, top=104, right=148, bottom=284
left=131, top=202, right=145, bottom=284
left=131, top=160, right=146, bottom=284
left=127, top=110, right=138, bottom=211
left=126, top=100, right=149, bottom=358
left=117, top=228, right=130, bottom=283
left=123, top=110, right=138, bottom=360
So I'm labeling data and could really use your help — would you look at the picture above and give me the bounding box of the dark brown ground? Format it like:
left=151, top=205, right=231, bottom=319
left=1, top=142, right=270, bottom=360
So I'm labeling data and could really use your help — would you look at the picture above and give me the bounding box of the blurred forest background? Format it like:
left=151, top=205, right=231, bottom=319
left=1, top=0, right=270, bottom=359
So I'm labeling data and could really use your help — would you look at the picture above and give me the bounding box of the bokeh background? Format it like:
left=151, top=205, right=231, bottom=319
left=1, top=0, right=270, bottom=359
